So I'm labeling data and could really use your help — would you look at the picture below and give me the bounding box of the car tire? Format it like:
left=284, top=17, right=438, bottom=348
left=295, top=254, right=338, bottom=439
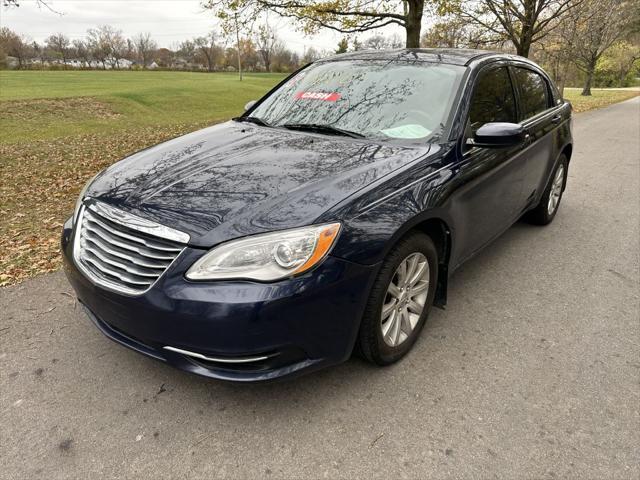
left=357, top=231, right=438, bottom=366
left=525, top=154, right=568, bottom=225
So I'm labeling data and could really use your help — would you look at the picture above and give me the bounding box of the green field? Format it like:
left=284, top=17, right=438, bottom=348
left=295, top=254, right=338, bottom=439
left=0, top=71, right=637, bottom=286
left=0, top=71, right=285, bottom=285
left=0, top=70, right=285, bottom=143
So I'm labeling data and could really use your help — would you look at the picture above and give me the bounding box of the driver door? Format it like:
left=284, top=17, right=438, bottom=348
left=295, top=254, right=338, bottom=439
left=450, top=65, right=528, bottom=265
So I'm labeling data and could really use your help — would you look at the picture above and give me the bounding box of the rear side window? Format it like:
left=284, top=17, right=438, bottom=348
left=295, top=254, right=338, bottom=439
left=468, top=67, right=517, bottom=131
left=513, top=68, right=549, bottom=119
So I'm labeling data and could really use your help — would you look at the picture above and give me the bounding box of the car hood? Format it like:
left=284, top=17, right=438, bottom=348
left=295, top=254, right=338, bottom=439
left=88, top=121, right=432, bottom=247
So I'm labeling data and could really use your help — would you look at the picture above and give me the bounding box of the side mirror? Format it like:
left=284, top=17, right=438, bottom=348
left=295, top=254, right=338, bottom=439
left=244, top=100, right=257, bottom=111
left=469, top=122, right=526, bottom=148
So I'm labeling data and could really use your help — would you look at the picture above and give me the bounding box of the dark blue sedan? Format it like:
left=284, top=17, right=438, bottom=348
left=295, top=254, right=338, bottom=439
left=61, top=49, right=573, bottom=382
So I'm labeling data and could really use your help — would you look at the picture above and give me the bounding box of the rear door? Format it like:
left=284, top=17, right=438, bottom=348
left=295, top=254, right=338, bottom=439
left=449, top=64, right=527, bottom=264
left=510, top=66, right=559, bottom=208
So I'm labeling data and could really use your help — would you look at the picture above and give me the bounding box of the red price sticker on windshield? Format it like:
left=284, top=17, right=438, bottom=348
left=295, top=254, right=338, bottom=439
left=295, top=91, right=341, bottom=101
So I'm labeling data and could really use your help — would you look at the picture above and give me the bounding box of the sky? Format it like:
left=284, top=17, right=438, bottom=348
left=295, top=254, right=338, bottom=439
left=1, top=0, right=404, bottom=55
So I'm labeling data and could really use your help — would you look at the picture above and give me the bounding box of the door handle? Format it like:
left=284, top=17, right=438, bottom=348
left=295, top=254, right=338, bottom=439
left=551, top=114, right=562, bottom=124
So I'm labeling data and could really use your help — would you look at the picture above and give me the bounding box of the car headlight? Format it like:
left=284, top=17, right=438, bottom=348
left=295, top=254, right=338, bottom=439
left=186, top=223, right=341, bottom=282
left=73, top=172, right=100, bottom=224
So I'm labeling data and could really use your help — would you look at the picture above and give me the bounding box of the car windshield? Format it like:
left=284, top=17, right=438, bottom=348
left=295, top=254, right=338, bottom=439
left=248, top=60, right=466, bottom=142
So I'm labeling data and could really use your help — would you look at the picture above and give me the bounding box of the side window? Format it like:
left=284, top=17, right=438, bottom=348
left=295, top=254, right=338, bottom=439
left=513, top=68, right=550, bottom=119
left=468, top=67, right=517, bottom=133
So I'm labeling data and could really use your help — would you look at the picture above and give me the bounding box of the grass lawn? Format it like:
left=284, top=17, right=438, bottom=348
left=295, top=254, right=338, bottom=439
left=562, top=88, right=639, bottom=113
left=0, top=70, right=285, bottom=143
left=0, top=71, right=638, bottom=286
left=0, top=70, right=285, bottom=285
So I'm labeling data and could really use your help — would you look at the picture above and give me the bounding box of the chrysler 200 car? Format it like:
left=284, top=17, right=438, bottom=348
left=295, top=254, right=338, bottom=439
left=61, top=49, right=573, bottom=382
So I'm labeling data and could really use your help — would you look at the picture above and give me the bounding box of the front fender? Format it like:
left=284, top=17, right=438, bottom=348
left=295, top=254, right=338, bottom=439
left=325, top=152, right=457, bottom=266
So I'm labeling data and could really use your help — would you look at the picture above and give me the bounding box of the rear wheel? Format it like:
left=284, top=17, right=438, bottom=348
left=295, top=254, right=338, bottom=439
left=357, top=232, right=438, bottom=365
left=525, top=155, right=568, bottom=225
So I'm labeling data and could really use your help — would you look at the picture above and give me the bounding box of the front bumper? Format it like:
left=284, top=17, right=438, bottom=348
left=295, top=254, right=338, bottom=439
left=61, top=218, right=377, bottom=382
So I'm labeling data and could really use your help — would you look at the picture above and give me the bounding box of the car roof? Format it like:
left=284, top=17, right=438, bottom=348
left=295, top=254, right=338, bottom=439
left=320, top=48, right=525, bottom=67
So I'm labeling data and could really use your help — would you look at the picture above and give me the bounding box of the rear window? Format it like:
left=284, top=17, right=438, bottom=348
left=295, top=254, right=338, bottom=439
left=513, top=68, right=549, bottom=119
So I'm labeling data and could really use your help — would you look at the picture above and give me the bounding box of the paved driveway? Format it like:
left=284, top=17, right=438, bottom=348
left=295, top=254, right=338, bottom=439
left=1, top=98, right=639, bottom=479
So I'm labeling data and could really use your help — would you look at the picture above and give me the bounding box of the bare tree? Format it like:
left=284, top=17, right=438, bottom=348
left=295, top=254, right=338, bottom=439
left=363, top=34, right=389, bottom=50
left=2, top=0, right=60, bottom=13
left=125, top=38, right=136, bottom=63
left=458, top=0, right=582, bottom=57
left=301, top=45, right=322, bottom=64
left=108, top=29, right=127, bottom=68
left=87, top=25, right=126, bottom=69
left=194, top=31, right=222, bottom=72
left=387, top=33, right=405, bottom=48
left=255, top=23, right=280, bottom=72
left=0, top=27, right=33, bottom=68
left=87, top=26, right=110, bottom=69
left=134, top=32, right=157, bottom=68
left=29, top=40, right=51, bottom=67
left=272, top=43, right=300, bottom=71
left=177, top=39, right=197, bottom=67
left=72, top=39, right=91, bottom=67
left=421, top=16, right=500, bottom=49
left=531, top=12, right=579, bottom=93
left=46, top=32, right=70, bottom=66
left=563, top=0, right=636, bottom=95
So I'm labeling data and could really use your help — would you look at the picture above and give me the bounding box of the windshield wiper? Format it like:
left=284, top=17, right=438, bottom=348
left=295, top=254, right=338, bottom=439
left=280, top=123, right=365, bottom=139
left=233, top=116, right=272, bottom=127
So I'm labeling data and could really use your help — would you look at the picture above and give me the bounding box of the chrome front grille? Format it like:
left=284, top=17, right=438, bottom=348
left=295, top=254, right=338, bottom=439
left=73, top=201, right=189, bottom=295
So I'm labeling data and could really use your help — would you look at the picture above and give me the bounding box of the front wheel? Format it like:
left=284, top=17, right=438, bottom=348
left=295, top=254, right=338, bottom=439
left=525, top=155, right=568, bottom=225
left=357, top=232, right=438, bottom=365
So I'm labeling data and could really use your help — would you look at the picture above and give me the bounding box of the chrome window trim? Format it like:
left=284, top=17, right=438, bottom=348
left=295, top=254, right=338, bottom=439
left=72, top=203, right=189, bottom=296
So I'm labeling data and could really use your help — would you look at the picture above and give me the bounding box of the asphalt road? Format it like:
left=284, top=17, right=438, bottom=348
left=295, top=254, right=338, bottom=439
left=1, top=97, right=639, bottom=480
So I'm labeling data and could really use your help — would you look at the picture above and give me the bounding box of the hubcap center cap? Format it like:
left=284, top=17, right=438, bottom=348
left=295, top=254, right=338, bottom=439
left=399, top=290, right=408, bottom=304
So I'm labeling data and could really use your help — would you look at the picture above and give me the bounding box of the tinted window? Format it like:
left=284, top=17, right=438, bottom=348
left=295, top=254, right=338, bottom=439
left=468, top=67, right=517, bottom=131
left=513, top=68, right=549, bottom=119
left=250, top=60, right=465, bottom=141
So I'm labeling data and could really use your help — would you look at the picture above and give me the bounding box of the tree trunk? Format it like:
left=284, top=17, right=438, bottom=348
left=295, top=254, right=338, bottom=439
left=404, top=0, right=424, bottom=48
left=558, top=60, right=570, bottom=96
left=234, top=14, right=243, bottom=81
left=516, top=32, right=532, bottom=57
left=515, top=4, right=535, bottom=58
left=581, top=69, right=594, bottom=96
left=581, top=59, right=597, bottom=96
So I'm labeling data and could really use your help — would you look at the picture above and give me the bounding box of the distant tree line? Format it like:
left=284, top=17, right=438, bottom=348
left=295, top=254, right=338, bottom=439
left=2, top=0, right=638, bottom=93
left=0, top=23, right=325, bottom=73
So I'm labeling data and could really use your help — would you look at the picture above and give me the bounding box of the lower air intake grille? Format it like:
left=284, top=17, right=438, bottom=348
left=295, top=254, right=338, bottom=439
left=73, top=201, right=189, bottom=295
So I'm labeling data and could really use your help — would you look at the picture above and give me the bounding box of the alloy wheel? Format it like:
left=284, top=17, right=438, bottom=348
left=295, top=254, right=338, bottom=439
left=380, top=252, right=430, bottom=347
left=548, top=164, right=565, bottom=215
